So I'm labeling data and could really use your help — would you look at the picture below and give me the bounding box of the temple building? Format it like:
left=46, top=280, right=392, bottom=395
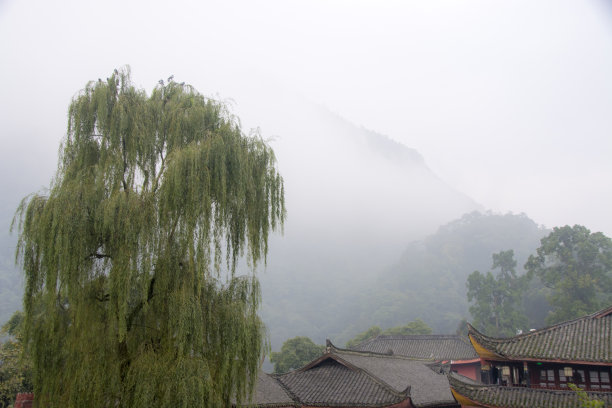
left=245, top=341, right=460, bottom=408
left=351, top=335, right=480, bottom=381
left=450, top=305, right=612, bottom=407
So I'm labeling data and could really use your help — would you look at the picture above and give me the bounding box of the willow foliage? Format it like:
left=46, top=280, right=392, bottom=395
left=13, top=68, right=285, bottom=408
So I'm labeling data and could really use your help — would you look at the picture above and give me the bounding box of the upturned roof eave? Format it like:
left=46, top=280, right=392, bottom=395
left=450, top=388, right=492, bottom=408
left=478, top=355, right=612, bottom=366
left=448, top=373, right=612, bottom=408
left=466, top=326, right=507, bottom=361
left=467, top=304, right=612, bottom=344
left=466, top=305, right=612, bottom=364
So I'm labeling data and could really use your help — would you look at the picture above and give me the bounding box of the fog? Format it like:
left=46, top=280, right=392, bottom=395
left=1, top=0, right=612, bottom=235
left=1, top=0, right=612, bottom=344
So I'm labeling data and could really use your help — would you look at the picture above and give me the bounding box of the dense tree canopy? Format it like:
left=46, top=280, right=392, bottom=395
left=345, top=326, right=383, bottom=349
left=467, top=250, right=528, bottom=337
left=270, top=336, right=324, bottom=374
left=525, top=225, right=612, bottom=324
left=13, top=69, right=285, bottom=408
left=380, top=319, right=433, bottom=336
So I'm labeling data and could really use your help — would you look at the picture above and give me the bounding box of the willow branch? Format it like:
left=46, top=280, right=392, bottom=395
left=86, top=252, right=112, bottom=260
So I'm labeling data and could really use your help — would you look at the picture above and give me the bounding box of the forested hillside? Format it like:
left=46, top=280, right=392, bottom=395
left=328, top=212, right=549, bottom=345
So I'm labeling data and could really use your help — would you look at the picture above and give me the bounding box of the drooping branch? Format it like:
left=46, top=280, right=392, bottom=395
left=122, top=136, right=129, bottom=193
left=126, top=277, right=156, bottom=332
left=152, top=143, right=166, bottom=194
left=86, top=252, right=112, bottom=260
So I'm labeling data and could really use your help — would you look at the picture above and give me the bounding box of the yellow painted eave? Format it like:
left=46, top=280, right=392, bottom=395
left=469, top=334, right=506, bottom=361
left=451, top=388, right=485, bottom=407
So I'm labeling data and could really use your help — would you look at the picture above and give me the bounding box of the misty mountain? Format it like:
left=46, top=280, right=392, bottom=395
left=234, top=86, right=481, bottom=265
left=226, top=89, right=482, bottom=349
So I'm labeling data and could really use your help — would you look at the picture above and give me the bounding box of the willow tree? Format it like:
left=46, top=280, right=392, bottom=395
left=13, top=68, right=285, bottom=408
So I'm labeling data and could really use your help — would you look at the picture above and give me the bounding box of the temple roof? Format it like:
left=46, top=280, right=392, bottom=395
left=468, top=305, right=612, bottom=363
left=251, top=371, right=296, bottom=407
left=448, top=373, right=612, bottom=408
left=327, top=348, right=457, bottom=407
left=247, top=343, right=458, bottom=407
left=351, top=335, right=478, bottom=361
left=278, top=357, right=406, bottom=407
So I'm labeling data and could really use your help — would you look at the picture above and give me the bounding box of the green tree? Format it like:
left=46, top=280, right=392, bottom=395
left=0, top=311, right=32, bottom=408
left=345, top=319, right=433, bottom=348
left=568, top=383, right=605, bottom=408
left=525, top=225, right=612, bottom=324
left=381, top=319, right=432, bottom=336
left=345, top=326, right=382, bottom=349
left=270, top=337, right=324, bottom=373
left=467, top=250, right=528, bottom=337
left=13, top=69, right=285, bottom=408
left=455, top=318, right=469, bottom=336
left=1, top=310, right=23, bottom=337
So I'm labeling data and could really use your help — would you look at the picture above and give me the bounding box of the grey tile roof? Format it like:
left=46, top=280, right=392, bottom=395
left=352, top=335, right=478, bottom=361
left=271, top=342, right=458, bottom=407
left=277, top=358, right=405, bottom=407
left=335, top=350, right=456, bottom=407
left=243, top=345, right=460, bottom=407
left=251, top=371, right=296, bottom=407
left=449, top=372, right=612, bottom=408
left=468, top=305, right=612, bottom=363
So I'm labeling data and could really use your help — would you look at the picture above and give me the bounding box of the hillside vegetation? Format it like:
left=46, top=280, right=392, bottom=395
left=329, top=211, right=549, bottom=344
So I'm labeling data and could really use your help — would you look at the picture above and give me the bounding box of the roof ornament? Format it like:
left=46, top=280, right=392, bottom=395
left=325, top=339, right=332, bottom=354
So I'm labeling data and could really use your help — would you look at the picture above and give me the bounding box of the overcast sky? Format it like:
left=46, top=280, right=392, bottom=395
left=1, top=0, right=612, bottom=235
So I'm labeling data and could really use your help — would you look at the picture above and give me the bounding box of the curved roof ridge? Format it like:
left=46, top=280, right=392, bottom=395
left=449, top=372, right=612, bottom=408
left=352, top=335, right=378, bottom=349
left=372, top=334, right=464, bottom=340
left=594, top=304, right=612, bottom=318
left=468, top=304, right=612, bottom=362
left=348, top=334, right=478, bottom=360
left=290, top=351, right=354, bottom=374
left=350, top=334, right=468, bottom=351
left=469, top=303, right=612, bottom=344
left=338, top=349, right=436, bottom=363
left=327, top=339, right=436, bottom=362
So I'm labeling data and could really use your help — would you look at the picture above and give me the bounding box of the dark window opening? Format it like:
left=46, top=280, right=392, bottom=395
left=533, top=366, right=611, bottom=391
